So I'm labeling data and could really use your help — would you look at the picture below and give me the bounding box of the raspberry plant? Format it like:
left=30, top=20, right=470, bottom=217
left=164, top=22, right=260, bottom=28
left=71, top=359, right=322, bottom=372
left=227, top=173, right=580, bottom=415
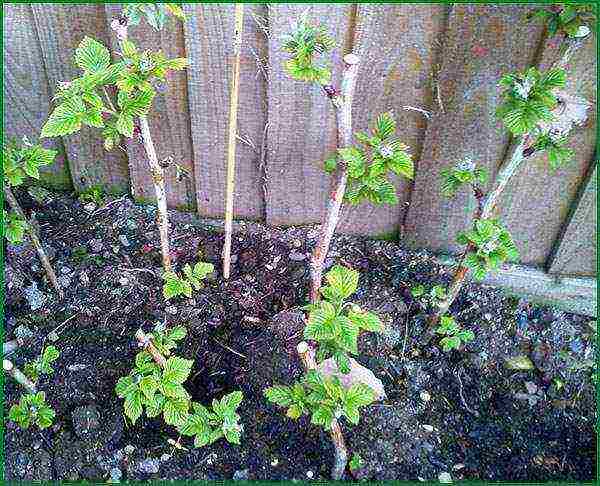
left=41, top=5, right=188, bottom=275
left=163, top=261, right=214, bottom=300
left=24, top=345, right=60, bottom=382
left=435, top=315, right=475, bottom=352
left=8, top=392, right=55, bottom=430
left=3, top=140, right=63, bottom=297
left=528, top=4, right=596, bottom=38
left=115, top=325, right=243, bottom=448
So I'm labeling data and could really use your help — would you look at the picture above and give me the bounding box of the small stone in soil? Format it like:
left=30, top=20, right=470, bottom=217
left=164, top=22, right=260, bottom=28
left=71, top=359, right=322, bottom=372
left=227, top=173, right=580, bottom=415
left=124, top=445, right=135, bottom=455
left=110, top=467, right=122, bottom=481
left=289, top=252, right=306, bottom=261
left=419, top=391, right=431, bottom=402
left=24, top=282, right=47, bottom=311
left=233, top=469, right=249, bottom=480
left=58, top=275, right=71, bottom=288
left=524, top=381, right=538, bottom=394
left=47, top=331, right=59, bottom=342
left=138, top=458, right=160, bottom=475
left=84, top=202, right=96, bottom=212
left=306, top=471, right=314, bottom=479
left=119, top=235, right=130, bottom=247
left=67, top=364, right=88, bottom=371
left=166, top=306, right=177, bottom=315
left=439, top=472, right=452, bottom=483
left=119, top=277, right=129, bottom=286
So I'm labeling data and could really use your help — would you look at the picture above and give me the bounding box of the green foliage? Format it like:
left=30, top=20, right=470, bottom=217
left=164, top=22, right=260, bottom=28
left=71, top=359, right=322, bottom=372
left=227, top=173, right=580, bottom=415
left=325, top=112, right=413, bottom=206
left=123, top=3, right=186, bottom=30
left=411, top=283, right=447, bottom=311
left=497, top=67, right=567, bottom=135
left=281, top=11, right=336, bottom=84
left=115, top=349, right=193, bottom=426
left=42, top=29, right=187, bottom=149
left=532, top=133, right=574, bottom=170
left=528, top=4, right=596, bottom=38
left=457, top=218, right=519, bottom=280
left=78, top=184, right=106, bottom=206
left=303, top=265, right=384, bottom=373
left=8, top=392, right=55, bottom=430
left=147, top=323, right=187, bottom=358
left=3, top=140, right=57, bottom=187
left=435, top=315, right=475, bottom=352
left=440, top=158, right=488, bottom=197
left=264, top=370, right=375, bottom=430
left=24, top=346, right=60, bottom=383
left=3, top=211, right=27, bottom=245
left=178, top=391, right=244, bottom=447
left=349, top=452, right=364, bottom=471
left=162, top=261, right=214, bottom=300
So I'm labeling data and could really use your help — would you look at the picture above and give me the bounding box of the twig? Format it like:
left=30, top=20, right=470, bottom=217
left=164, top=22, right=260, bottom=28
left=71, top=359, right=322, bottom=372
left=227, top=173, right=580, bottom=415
left=3, top=359, right=37, bottom=394
left=212, top=338, right=247, bottom=360
left=403, top=105, right=431, bottom=119
left=49, top=313, right=79, bottom=338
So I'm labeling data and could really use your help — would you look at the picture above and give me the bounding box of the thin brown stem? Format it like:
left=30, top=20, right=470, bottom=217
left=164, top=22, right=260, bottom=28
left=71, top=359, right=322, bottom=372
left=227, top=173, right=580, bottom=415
left=135, top=329, right=167, bottom=368
left=223, top=4, right=245, bottom=280
left=297, top=341, right=348, bottom=479
left=309, top=54, right=360, bottom=303
left=3, top=359, right=37, bottom=394
left=4, top=186, right=63, bottom=298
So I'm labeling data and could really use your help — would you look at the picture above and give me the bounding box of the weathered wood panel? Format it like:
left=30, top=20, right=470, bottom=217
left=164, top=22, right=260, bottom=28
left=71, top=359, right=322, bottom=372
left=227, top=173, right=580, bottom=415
left=403, top=5, right=546, bottom=252
left=31, top=4, right=129, bottom=194
left=2, top=4, right=72, bottom=190
left=548, top=163, right=597, bottom=277
left=104, top=5, right=195, bottom=209
left=500, top=31, right=597, bottom=266
left=265, top=4, right=353, bottom=227
left=184, top=3, right=266, bottom=220
left=338, top=3, right=449, bottom=237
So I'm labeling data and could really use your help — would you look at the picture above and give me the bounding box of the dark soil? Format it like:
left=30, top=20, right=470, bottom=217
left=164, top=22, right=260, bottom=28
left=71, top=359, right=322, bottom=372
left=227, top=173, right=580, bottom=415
left=3, top=189, right=597, bottom=481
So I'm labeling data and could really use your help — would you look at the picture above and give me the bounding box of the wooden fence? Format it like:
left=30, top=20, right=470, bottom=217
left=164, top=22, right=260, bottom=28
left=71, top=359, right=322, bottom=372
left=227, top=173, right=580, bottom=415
left=3, top=4, right=597, bottom=278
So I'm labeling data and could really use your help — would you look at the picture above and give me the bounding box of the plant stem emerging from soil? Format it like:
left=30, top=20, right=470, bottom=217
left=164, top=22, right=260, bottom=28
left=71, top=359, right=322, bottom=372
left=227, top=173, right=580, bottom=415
left=223, top=4, right=245, bottom=280
left=135, top=329, right=167, bottom=368
left=297, top=341, right=348, bottom=479
left=3, top=359, right=37, bottom=394
left=4, top=186, right=63, bottom=298
left=309, top=54, right=360, bottom=303
left=422, top=35, right=587, bottom=343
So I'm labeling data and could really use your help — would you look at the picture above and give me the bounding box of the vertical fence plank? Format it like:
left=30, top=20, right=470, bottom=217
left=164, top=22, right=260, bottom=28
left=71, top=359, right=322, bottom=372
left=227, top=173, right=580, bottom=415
left=338, top=4, right=449, bottom=237
left=265, top=4, right=353, bottom=227
left=403, top=5, right=546, bottom=253
left=184, top=4, right=267, bottom=220
left=547, top=163, right=597, bottom=276
left=499, top=31, right=597, bottom=265
left=104, top=5, right=195, bottom=209
left=2, top=4, right=72, bottom=190
left=31, top=5, right=129, bottom=194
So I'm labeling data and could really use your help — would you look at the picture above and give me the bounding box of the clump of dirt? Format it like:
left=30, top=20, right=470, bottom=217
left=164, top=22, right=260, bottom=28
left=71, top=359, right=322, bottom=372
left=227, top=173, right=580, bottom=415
left=3, top=189, right=596, bottom=481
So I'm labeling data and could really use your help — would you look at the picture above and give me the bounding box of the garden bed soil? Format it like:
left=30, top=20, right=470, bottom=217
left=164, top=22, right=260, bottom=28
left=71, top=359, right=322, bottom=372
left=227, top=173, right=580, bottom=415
left=3, top=189, right=597, bottom=481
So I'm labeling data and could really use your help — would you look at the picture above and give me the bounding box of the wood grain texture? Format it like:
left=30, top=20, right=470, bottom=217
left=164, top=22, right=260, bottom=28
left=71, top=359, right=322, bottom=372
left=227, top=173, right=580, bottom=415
left=338, top=3, right=449, bottom=237
left=548, top=163, right=597, bottom=277
left=265, top=4, right=352, bottom=227
left=184, top=4, right=266, bottom=220
left=105, top=4, right=195, bottom=209
left=2, top=4, right=72, bottom=190
left=403, top=5, right=546, bottom=252
left=500, top=32, right=597, bottom=266
left=31, top=4, right=129, bottom=194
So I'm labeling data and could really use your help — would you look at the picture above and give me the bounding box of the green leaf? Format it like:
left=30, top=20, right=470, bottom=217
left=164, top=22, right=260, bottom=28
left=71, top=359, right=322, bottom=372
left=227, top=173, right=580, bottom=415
left=264, top=386, right=293, bottom=407
left=389, top=150, right=414, bottom=179
left=333, top=351, right=351, bottom=374
left=286, top=403, right=303, bottom=419
left=324, top=156, right=337, bottom=174
left=36, top=405, right=56, bottom=429
left=168, top=326, right=187, bottom=342
left=349, top=452, right=364, bottom=471
left=163, top=397, right=189, bottom=426
left=348, top=308, right=384, bottom=332
left=338, top=316, right=360, bottom=354
left=75, top=37, right=110, bottom=73
left=139, top=376, right=159, bottom=400
left=119, top=88, right=155, bottom=117
left=164, top=356, right=193, bottom=384
left=221, top=391, right=243, bottom=411
left=116, top=112, right=135, bottom=138
left=311, top=405, right=334, bottom=429
left=4, top=212, right=27, bottom=244
left=41, top=97, right=86, bottom=137
left=163, top=57, right=189, bottom=70
left=115, top=376, right=137, bottom=398
left=375, top=112, right=396, bottom=139
left=42, top=345, right=60, bottom=364
left=124, top=391, right=143, bottom=424
left=346, top=383, right=375, bottom=407
left=161, top=381, right=190, bottom=400
left=325, top=265, right=359, bottom=300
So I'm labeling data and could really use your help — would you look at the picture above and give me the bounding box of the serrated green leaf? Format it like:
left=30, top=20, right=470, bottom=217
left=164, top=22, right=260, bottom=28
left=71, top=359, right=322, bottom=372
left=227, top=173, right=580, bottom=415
left=115, top=375, right=137, bottom=398
left=164, top=356, right=193, bottom=384
left=264, top=386, right=293, bottom=407
left=41, top=97, right=86, bottom=137
left=163, top=397, right=189, bottom=426
left=124, top=391, right=143, bottom=424
left=75, top=36, right=110, bottom=73
left=116, top=112, right=134, bottom=137
left=325, top=265, right=359, bottom=300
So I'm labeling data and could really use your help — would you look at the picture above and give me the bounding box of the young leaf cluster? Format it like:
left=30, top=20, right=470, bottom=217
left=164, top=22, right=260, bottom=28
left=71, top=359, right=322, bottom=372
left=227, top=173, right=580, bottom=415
left=178, top=391, right=244, bottom=447
left=41, top=35, right=187, bottom=151
left=123, top=3, right=186, bottom=30
left=8, top=392, right=55, bottom=430
left=528, top=4, right=596, bottom=38
left=304, top=265, right=384, bottom=373
left=24, top=345, right=60, bottom=382
left=3, top=210, right=27, bottom=245
left=457, top=218, right=519, bottom=279
left=496, top=67, right=566, bottom=135
left=281, top=12, right=336, bottom=84
left=264, top=370, right=375, bottom=430
left=325, top=112, right=413, bottom=206
left=163, top=261, right=214, bottom=300
left=411, top=284, right=447, bottom=311
left=3, top=140, right=57, bottom=187
left=440, top=158, right=488, bottom=197
left=435, top=315, right=475, bottom=352
left=531, top=132, right=574, bottom=170
left=78, top=184, right=106, bottom=206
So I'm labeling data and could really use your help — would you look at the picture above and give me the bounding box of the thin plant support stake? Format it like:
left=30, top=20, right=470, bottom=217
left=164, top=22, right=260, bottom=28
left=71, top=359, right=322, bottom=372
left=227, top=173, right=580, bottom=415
left=297, top=341, right=348, bottom=479
left=309, top=54, right=360, bottom=303
left=3, top=359, right=37, bottom=394
left=223, top=4, right=245, bottom=280
left=4, top=186, right=63, bottom=299
left=424, top=35, right=587, bottom=338
left=135, top=328, right=167, bottom=368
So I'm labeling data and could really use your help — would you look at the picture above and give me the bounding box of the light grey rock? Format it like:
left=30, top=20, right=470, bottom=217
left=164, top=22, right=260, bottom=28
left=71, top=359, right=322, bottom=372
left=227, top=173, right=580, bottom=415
left=24, top=282, right=47, bottom=311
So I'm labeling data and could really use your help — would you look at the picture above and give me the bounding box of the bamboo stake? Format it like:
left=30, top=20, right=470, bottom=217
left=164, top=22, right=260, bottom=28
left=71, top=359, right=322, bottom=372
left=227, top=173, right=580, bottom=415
left=135, top=329, right=167, bottom=368
left=111, top=16, right=172, bottom=274
left=4, top=186, right=63, bottom=298
left=297, top=341, right=348, bottom=480
left=3, top=359, right=37, bottom=394
left=423, top=35, right=588, bottom=340
left=309, top=54, right=360, bottom=303
left=223, top=4, right=245, bottom=280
